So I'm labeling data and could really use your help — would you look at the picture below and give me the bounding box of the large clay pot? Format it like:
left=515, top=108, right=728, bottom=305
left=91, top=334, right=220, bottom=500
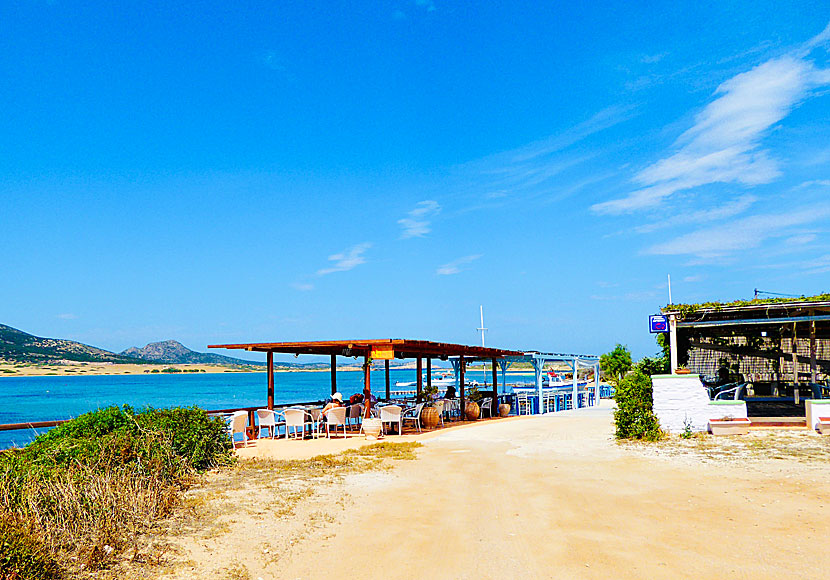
left=421, top=406, right=440, bottom=429
left=362, top=418, right=382, bottom=440
left=465, top=401, right=480, bottom=420
left=498, top=403, right=511, bottom=418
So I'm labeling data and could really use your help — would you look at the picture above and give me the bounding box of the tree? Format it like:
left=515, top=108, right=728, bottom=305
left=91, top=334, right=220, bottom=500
left=600, top=344, right=632, bottom=386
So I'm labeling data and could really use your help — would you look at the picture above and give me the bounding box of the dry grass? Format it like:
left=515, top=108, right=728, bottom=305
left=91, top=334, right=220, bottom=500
left=114, top=441, right=422, bottom=578
left=623, top=429, right=830, bottom=464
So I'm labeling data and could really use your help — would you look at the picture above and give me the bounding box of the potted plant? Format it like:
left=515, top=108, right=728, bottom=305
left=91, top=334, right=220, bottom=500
left=464, top=385, right=482, bottom=420
left=709, top=414, right=751, bottom=435
left=420, top=383, right=441, bottom=429
left=675, top=365, right=692, bottom=375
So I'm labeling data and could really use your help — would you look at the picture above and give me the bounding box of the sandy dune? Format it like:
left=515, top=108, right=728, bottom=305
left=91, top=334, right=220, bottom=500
left=165, top=403, right=830, bottom=579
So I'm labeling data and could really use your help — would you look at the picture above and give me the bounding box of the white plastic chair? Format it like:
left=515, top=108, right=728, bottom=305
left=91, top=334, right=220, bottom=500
left=230, top=411, right=249, bottom=448
left=256, top=409, right=282, bottom=439
left=515, top=392, right=532, bottom=415
left=347, top=404, right=363, bottom=431
left=284, top=407, right=310, bottom=440
left=433, top=400, right=445, bottom=426
left=480, top=397, right=493, bottom=418
left=379, top=405, right=402, bottom=435
left=321, top=406, right=348, bottom=438
left=402, top=402, right=425, bottom=433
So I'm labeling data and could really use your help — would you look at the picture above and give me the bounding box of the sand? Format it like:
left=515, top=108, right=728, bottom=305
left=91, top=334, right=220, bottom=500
left=0, top=361, right=261, bottom=377
left=159, top=402, right=830, bottom=579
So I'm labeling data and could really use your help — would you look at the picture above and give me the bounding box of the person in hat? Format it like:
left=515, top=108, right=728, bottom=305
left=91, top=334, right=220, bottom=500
left=321, top=392, right=344, bottom=418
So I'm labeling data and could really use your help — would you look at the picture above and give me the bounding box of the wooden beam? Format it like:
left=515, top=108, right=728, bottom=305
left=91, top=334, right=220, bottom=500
left=267, top=351, right=274, bottom=410
left=492, top=358, right=498, bottom=416
left=426, top=358, right=432, bottom=389
left=385, top=359, right=391, bottom=401
left=811, top=314, right=817, bottom=383
left=792, top=323, right=799, bottom=405
left=416, top=357, right=423, bottom=401
left=330, top=354, right=337, bottom=396
left=459, top=356, right=466, bottom=419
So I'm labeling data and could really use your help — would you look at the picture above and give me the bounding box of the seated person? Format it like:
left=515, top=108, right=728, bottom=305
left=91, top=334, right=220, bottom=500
left=444, top=385, right=457, bottom=399
left=321, top=392, right=344, bottom=417
left=348, top=392, right=365, bottom=405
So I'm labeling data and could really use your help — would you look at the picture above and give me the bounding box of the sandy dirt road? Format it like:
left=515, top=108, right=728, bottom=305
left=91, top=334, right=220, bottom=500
left=276, top=404, right=830, bottom=579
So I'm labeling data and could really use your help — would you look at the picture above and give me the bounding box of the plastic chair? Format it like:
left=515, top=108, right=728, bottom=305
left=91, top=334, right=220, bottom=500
left=256, top=409, right=282, bottom=439
left=321, top=407, right=348, bottom=438
left=480, top=397, right=493, bottom=418
left=379, top=405, right=403, bottom=435
left=347, top=404, right=363, bottom=431
left=402, top=402, right=425, bottom=433
left=230, top=411, right=249, bottom=448
left=515, top=392, right=532, bottom=415
left=284, top=407, right=310, bottom=439
left=715, top=384, right=746, bottom=401
left=433, top=400, right=445, bottom=426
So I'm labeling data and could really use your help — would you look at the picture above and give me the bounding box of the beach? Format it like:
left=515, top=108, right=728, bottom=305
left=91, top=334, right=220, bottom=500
left=153, top=401, right=830, bottom=579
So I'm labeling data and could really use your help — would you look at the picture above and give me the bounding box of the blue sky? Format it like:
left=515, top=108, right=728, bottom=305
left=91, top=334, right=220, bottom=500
left=2, top=2, right=829, bottom=361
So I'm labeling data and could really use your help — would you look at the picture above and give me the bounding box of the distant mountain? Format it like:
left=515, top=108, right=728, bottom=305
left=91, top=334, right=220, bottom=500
left=0, top=323, right=141, bottom=364
left=121, top=340, right=264, bottom=366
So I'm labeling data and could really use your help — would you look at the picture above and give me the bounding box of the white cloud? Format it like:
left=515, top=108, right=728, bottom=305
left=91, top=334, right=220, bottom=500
left=436, top=254, right=482, bottom=276
left=57, top=313, right=77, bottom=320
left=683, top=275, right=704, bottom=283
left=645, top=205, right=830, bottom=259
left=398, top=200, right=441, bottom=238
left=317, top=243, right=372, bottom=275
left=593, top=48, right=830, bottom=214
left=634, top=194, right=757, bottom=234
left=785, top=233, right=817, bottom=245
left=291, top=282, right=314, bottom=291
left=804, top=254, right=830, bottom=275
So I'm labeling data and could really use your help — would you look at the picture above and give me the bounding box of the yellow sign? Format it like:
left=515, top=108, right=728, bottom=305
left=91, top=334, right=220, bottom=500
left=370, top=346, right=395, bottom=360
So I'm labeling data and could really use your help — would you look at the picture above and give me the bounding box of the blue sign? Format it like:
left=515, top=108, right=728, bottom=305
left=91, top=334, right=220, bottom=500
left=649, top=315, right=668, bottom=333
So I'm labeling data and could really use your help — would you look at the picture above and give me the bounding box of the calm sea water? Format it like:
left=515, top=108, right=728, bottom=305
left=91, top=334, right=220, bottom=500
left=0, top=368, right=533, bottom=449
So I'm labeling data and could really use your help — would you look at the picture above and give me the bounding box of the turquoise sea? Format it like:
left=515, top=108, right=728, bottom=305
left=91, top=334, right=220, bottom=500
left=0, top=368, right=530, bottom=449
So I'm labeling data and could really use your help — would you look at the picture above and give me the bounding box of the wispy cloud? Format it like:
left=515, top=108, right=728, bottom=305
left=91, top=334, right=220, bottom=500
left=645, top=205, right=830, bottom=260
left=398, top=200, right=441, bottom=238
left=317, top=243, right=372, bottom=275
left=634, top=194, right=757, bottom=234
left=57, top=313, right=77, bottom=320
left=436, top=254, right=481, bottom=276
left=291, top=281, right=314, bottom=291
left=592, top=32, right=830, bottom=215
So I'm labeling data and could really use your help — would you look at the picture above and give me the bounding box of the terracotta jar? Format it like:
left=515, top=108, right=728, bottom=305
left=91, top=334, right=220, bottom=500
left=498, top=403, right=511, bottom=418
left=465, top=401, right=480, bottom=420
left=421, top=406, right=440, bottom=429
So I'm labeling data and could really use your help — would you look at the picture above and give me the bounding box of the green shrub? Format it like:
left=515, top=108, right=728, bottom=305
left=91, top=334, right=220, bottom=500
left=613, top=370, right=663, bottom=441
left=0, top=510, right=61, bottom=580
left=0, top=406, right=233, bottom=575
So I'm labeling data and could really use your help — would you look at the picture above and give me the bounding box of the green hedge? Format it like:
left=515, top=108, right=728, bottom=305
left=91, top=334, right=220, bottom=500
left=613, top=370, right=663, bottom=440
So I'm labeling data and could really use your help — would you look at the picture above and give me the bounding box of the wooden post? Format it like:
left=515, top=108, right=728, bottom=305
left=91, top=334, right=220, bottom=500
left=792, top=323, right=799, bottom=405
left=416, top=357, right=423, bottom=401
left=385, top=359, right=391, bottom=401
left=267, top=351, right=274, bottom=410
left=810, top=315, right=817, bottom=384
left=426, top=358, right=432, bottom=389
left=492, top=358, right=498, bottom=416
left=330, top=354, right=337, bottom=396
left=459, top=357, right=466, bottom=419
left=363, top=354, right=372, bottom=419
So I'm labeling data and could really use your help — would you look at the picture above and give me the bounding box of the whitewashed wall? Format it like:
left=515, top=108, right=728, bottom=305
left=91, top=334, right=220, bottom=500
left=806, top=400, right=830, bottom=430
left=652, top=374, right=747, bottom=433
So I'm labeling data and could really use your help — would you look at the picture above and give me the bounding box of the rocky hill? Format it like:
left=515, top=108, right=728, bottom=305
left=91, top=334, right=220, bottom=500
left=121, top=340, right=264, bottom=366
left=0, top=324, right=141, bottom=364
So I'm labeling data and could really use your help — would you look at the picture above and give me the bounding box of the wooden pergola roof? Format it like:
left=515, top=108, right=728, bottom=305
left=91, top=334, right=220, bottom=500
left=208, top=339, right=523, bottom=360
